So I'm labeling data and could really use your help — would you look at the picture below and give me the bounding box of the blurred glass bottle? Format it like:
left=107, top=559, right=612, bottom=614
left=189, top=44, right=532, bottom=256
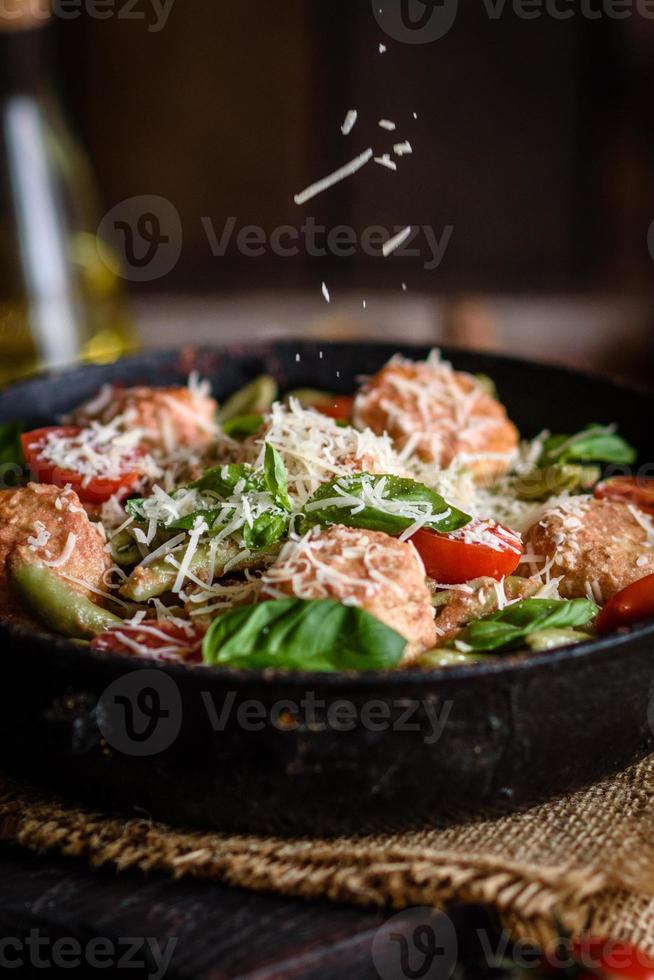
left=0, top=0, right=135, bottom=383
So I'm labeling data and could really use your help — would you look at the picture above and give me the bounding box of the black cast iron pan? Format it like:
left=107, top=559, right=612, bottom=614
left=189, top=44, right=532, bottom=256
left=0, top=341, right=652, bottom=836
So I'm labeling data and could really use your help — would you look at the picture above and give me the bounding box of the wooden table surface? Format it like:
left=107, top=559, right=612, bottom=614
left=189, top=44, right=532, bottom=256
left=0, top=842, right=499, bottom=979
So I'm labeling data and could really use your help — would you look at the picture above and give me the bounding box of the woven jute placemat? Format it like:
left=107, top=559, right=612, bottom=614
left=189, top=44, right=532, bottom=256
left=3, top=758, right=654, bottom=950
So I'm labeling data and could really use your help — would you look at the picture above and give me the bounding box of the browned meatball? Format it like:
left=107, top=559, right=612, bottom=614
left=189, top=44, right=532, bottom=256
left=0, top=483, right=112, bottom=619
left=260, top=524, right=436, bottom=662
left=69, top=383, right=218, bottom=452
left=522, top=496, right=654, bottom=601
left=353, top=353, right=518, bottom=483
left=431, top=575, right=540, bottom=646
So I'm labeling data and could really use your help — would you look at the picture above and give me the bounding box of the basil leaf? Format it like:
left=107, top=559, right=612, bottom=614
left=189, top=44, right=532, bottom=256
left=458, top=598, right=598, bottom=653
left=168, top=508, right=223, bottom=532
left=539, top=426, right=636, bottom=467
left=190, top=463, right=262, bottom=496
left=202, top=598, right=407, bottom=671
left=128, top=464, right=264, bottom=526
left=263, top=443, right=292, bottom=512
left=125, top=496, right=147, bottom=521
left=301, top=473, right=470, bottom=536
left=242, top=511, right=288, bottom=551
left=221, top=414, right=263, bottom=440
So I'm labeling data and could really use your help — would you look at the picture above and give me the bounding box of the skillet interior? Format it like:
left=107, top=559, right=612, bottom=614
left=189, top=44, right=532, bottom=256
left=0, top=340, right=652, bottom=835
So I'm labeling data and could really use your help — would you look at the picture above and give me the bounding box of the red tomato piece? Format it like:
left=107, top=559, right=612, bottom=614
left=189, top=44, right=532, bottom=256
left=410, top=520, right=523, bottom=584
left=315, top=395, right=354, bottom=421
left=595, top=477, right=654, bottom=516
left=596, top=573, right=654, bottom=633
left=91, top=621, right=204, bottom=663
left=21, top=426, right=142, bottom=504
left=571, top=937, right=654, bottom=980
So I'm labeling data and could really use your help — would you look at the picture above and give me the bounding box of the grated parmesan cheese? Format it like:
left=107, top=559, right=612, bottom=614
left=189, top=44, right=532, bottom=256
left=374, top=154, right=397, bottom=171
left=341, top=109, right=358, bottom=135
left=393, top=141, right=413, bottom=156
left=42, top=532, right=77, bottom=568
left=294, top=148, right=373, bottom=205
left=27, top=521, right=50, bottom=551
left=382, top=226, right=411, bottom=257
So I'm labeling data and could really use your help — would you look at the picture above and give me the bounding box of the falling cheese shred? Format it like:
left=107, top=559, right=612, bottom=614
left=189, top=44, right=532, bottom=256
left=341, top=109, right=358, bottom=135
left=382, top=226, right=412, bottom=257
left=374, top=154, right=397, bottom=171
left=293, top=148, right=373, bottom=205
left=393, top=141, right=413, bottom=156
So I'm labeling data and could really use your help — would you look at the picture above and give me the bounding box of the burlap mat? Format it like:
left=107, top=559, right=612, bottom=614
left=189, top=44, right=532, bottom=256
left=3, top=758, right=654, bottom=950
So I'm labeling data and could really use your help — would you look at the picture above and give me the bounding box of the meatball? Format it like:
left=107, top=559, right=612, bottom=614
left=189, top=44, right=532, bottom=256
left=352, top=352, right=519, bottom=483
left=242, top=401, right=409, bottom=505
left=0, top=483, right=112, bottom=620
left=69, top=382, right=218, bottom=453
left=522, top=496, right=654, bottom=602
left=431, top=575, right=539, bottom=646
left=260, top=524, right=436, bottom=662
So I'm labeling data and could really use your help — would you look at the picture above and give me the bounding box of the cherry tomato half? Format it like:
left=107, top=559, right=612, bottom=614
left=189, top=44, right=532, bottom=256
left=315, top=395, right=354, bottom=421
left=91, top=622, right=204, bottom=663
left=410, top=520, right=523, bottom=584
left=571, top=937, right=654, bottom=980
left=596, top=573, right=654, bottom=634
left=21, top=426, right=142, bottom=504
left=595, top=477, right=654, bottom=516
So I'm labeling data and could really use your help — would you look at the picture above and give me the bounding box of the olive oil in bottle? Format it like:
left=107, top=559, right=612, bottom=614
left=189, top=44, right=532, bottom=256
left=0, top=0, right=135, bottom=383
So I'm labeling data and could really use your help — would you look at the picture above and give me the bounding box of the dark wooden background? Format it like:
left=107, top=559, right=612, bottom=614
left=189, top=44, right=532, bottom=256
left=52, top=0, right=654, bottom=295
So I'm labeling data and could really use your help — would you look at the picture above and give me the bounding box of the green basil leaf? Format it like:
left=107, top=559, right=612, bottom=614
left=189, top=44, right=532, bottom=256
left=301, top=473, right=470, bottom=536
left=202, top=598, right=407, bottom=671
left=242, top=511, right=288, bottom=551
left=189, top=462, right=262, bottom=496
left=538, top=426, right=636, bottom=467
left=125, top=496, right=146, bottom=521
left=459, top=598, right=598, bottom=653
left=168, top=508, right=223, bottom=532
left=221, top=414, right=264, bottom=440
left=263, top=443, right=292, bottom=512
